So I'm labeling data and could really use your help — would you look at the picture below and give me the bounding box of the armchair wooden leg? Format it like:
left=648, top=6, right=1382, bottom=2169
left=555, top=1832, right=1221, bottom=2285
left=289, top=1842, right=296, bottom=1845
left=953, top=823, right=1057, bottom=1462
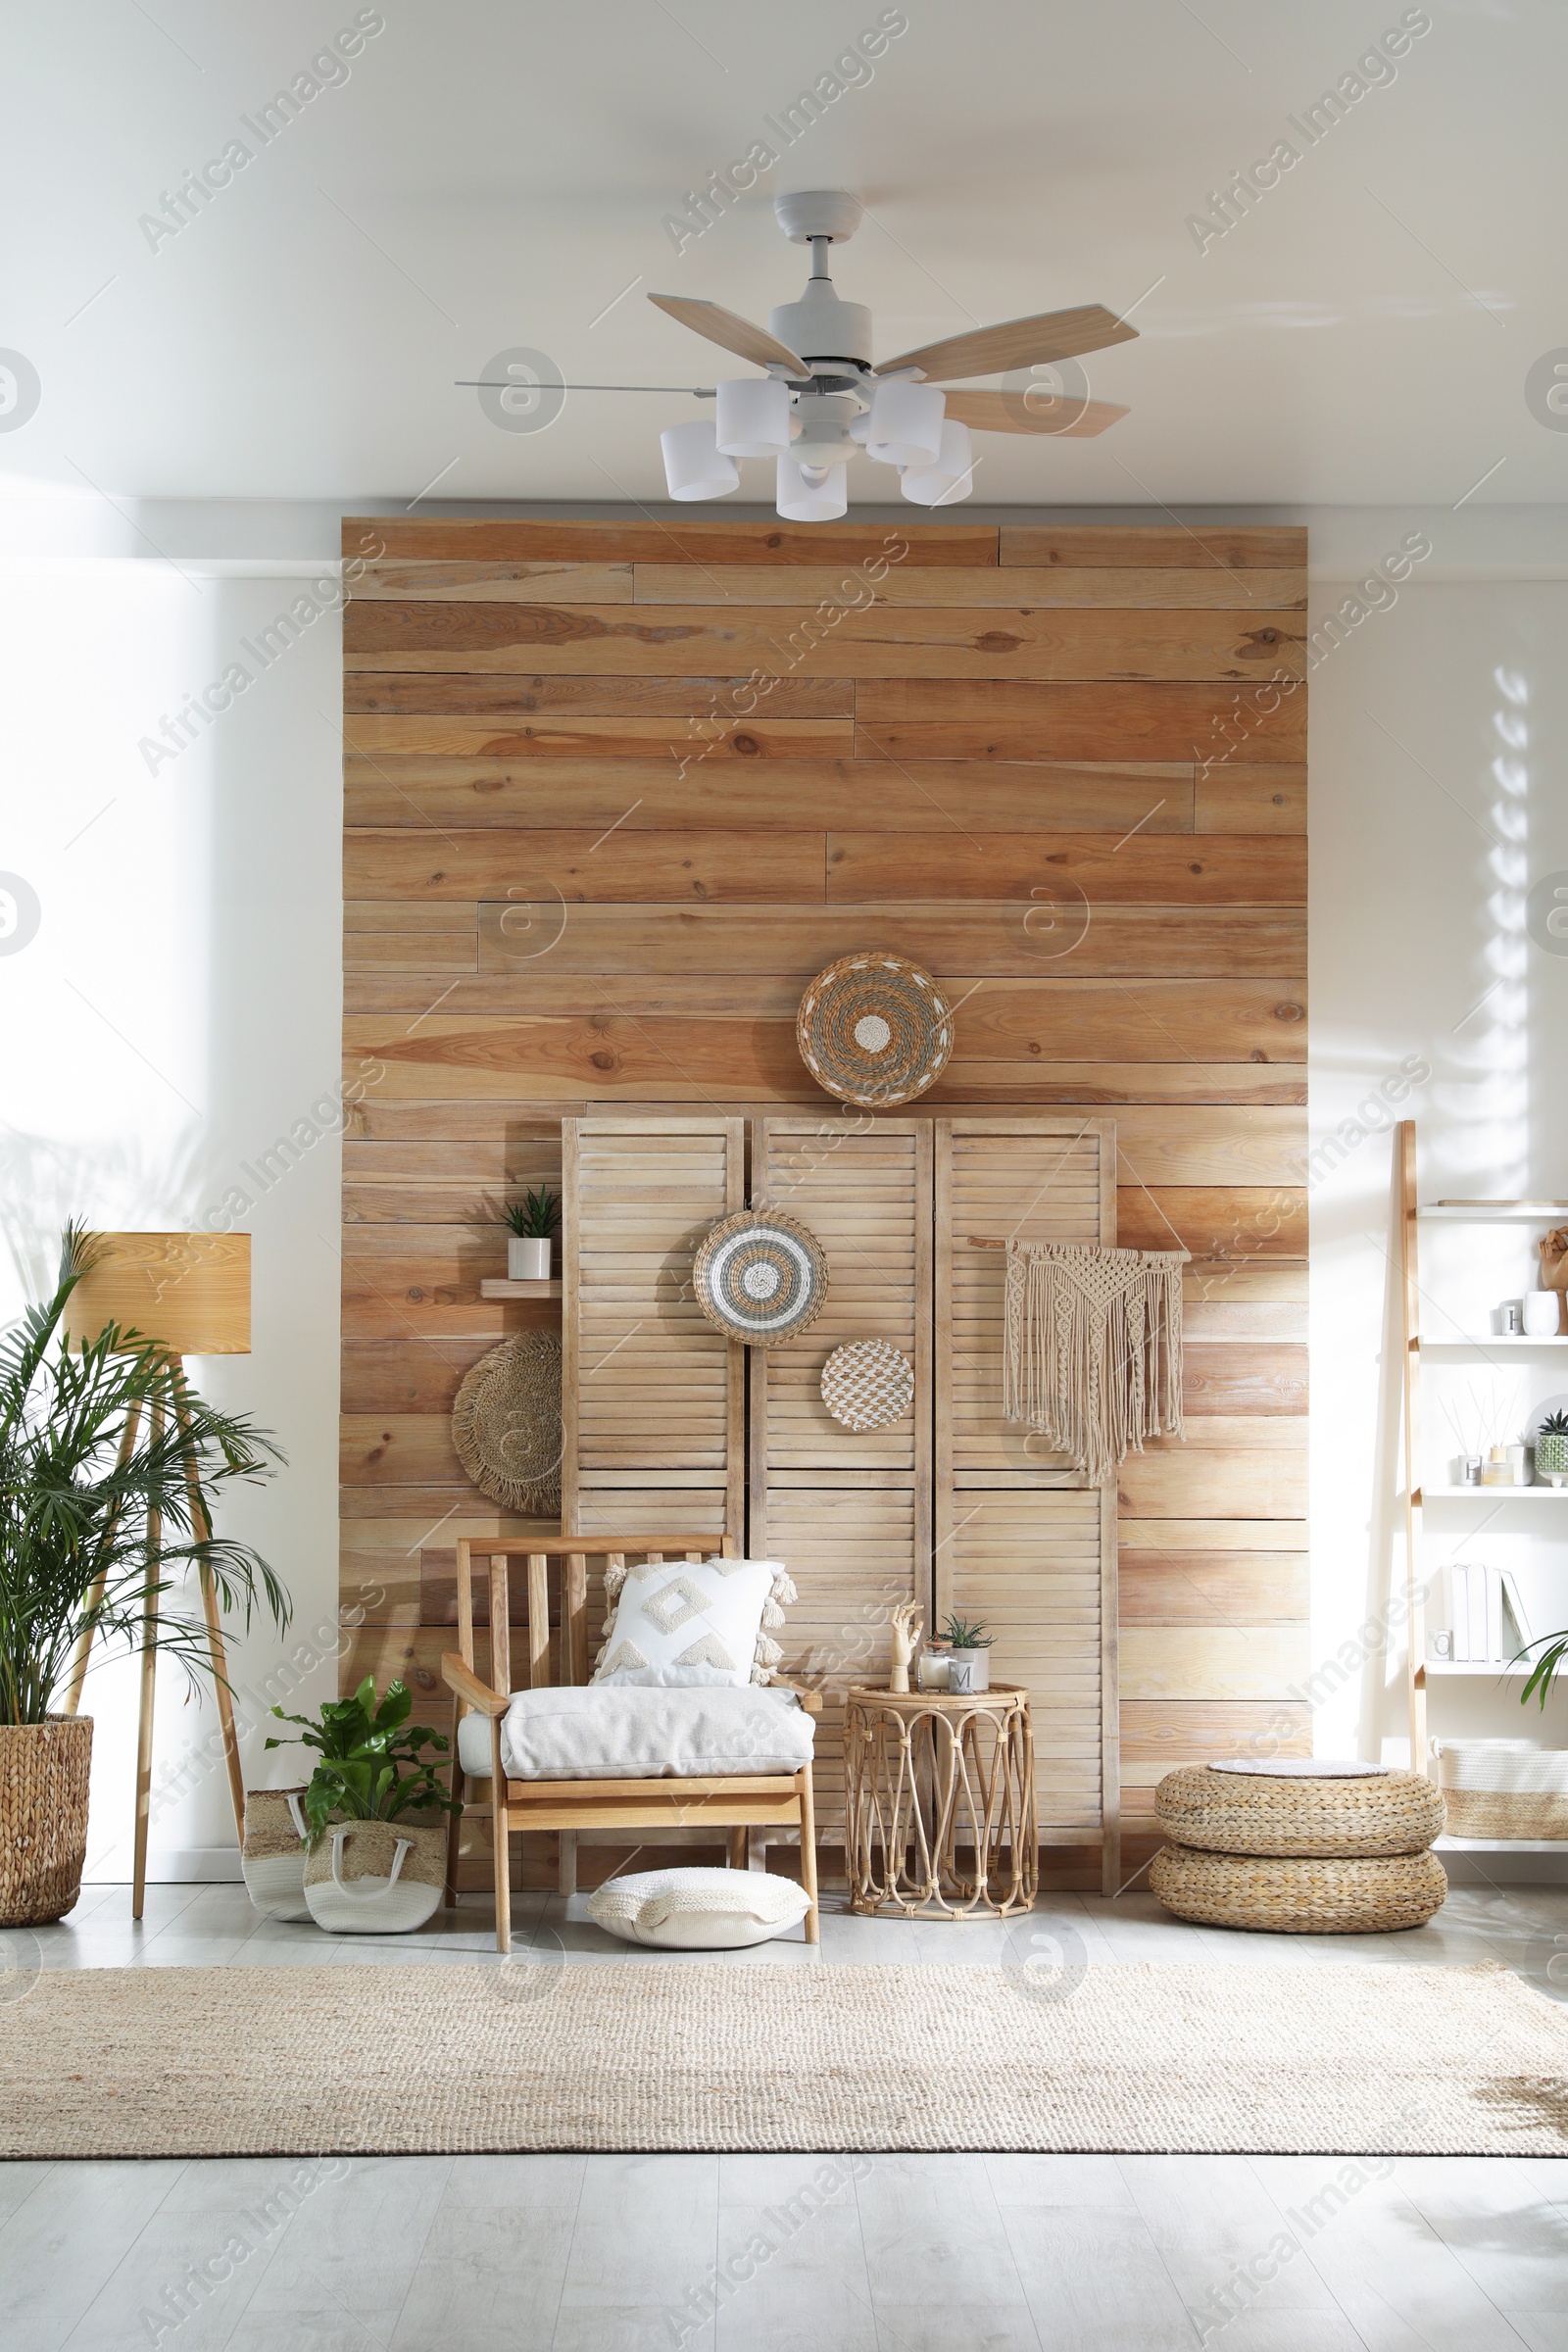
left=727, top=1827, right=748, bottom=1871
left=490, top=1721, right=512, bottom=1956
left=444, top=1765, right=465, bottom=1908
left=558, top=1830, right=577, bottom=1899
left=798, top=1765, right=819, bottom=1946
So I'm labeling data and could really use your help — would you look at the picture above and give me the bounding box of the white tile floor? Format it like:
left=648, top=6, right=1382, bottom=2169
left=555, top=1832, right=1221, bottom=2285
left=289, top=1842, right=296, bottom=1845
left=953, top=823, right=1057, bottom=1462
left=3, top=1878, right=1566, bottom=2351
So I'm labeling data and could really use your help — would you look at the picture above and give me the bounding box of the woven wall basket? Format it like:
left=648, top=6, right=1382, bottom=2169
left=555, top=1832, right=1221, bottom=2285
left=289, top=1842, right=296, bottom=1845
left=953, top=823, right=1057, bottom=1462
left=1154, top=1765, right=1445, bottom=1858
left=796, top=952, right=954, bottom=1108
left=820, top=1339, right=915, bottom=1432
left=693, top=1210, right=828, bottom=1347
left=1151, top=1843, right=1448, bottom=1935
left=451, top=1331, right=563, bottom=1515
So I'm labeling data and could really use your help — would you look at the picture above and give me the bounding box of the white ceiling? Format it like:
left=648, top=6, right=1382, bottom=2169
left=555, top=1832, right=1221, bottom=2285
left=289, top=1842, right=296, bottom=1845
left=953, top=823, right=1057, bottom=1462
left=6, top=0, right=1568, bottom=509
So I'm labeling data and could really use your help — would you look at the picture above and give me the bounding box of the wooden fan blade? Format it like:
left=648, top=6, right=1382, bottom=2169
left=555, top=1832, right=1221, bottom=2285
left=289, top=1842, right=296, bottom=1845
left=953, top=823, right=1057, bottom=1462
left=647, top=294, right=808, bottom=375
left=939, top=388, right=1130, bottom=439
left=877, top=304, right=1138, bottom=380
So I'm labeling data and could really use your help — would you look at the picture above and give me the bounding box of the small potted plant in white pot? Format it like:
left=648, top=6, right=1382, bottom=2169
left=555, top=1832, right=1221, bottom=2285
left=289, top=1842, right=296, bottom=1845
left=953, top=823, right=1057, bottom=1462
left=1536, top=1409, right=1568, bottom=1489
left=505, top=1188, right=559, bottom=1281
left=941, top=1613, right=995, bottom=1694
left=267, top=1676, right=459, bottom=1934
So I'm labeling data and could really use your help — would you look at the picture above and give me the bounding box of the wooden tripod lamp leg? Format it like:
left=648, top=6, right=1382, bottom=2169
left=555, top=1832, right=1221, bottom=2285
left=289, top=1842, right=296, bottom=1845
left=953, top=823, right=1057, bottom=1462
left=132, top=1396, right=165, bottom=1922
left=173, top=1364, right=245, bottom=1846
left=61, top=1398, right=143, bottom=1717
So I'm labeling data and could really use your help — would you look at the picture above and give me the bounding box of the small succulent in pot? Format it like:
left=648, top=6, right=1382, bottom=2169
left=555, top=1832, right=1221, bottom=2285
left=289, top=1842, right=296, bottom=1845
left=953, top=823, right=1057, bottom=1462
left=504, top=1187, right=559, bottom=1280
left=941, top=1612, right=994, bottom=1693
left=1537, top=1409, right=1568, bottom=1488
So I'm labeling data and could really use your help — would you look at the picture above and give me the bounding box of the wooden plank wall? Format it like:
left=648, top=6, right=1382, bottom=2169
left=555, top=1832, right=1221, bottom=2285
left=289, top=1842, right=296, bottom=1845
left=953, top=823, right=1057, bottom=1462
left=340, top=514, right=1309, bottom=1885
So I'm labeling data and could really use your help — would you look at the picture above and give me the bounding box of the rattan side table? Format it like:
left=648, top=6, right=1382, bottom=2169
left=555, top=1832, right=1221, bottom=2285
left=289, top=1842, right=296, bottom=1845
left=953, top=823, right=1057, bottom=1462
left=844, top=1684, right=1038, bottom=1919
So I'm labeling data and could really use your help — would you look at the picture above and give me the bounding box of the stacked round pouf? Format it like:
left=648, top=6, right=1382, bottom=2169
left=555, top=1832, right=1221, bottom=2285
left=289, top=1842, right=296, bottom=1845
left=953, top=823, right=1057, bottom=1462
left=1150, top=1761, right=1447, bottom=1934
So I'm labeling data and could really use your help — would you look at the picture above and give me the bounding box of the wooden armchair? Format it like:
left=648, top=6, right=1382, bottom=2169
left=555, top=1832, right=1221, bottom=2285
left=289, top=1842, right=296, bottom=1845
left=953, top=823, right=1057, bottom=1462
left=439, top=1534, right=821, bottom=1952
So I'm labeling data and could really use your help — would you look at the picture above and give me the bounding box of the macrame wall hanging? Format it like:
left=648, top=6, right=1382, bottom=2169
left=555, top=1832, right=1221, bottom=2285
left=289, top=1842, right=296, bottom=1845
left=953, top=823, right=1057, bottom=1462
left=992, top=1240, right=1189, bottom=1488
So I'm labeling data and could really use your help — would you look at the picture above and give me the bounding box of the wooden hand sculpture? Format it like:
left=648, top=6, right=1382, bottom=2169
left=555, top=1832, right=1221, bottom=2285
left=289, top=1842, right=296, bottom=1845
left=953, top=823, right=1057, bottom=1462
left=888, top=1598, right=923, bottom=1694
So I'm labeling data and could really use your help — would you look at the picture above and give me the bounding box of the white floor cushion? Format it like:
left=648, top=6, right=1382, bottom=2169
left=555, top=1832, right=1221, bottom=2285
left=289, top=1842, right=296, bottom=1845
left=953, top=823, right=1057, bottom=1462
left=586, top=1865, right=812, bottom=1949
left=456, top=1683, right=814, bottom=1781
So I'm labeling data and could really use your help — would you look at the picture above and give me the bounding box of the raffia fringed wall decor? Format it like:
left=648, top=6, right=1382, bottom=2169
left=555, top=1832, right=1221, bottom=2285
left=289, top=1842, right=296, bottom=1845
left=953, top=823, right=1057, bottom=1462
left=451, top=1331, right=564, bottom=1516
left=998, top=1242, right=1188, bottom=1489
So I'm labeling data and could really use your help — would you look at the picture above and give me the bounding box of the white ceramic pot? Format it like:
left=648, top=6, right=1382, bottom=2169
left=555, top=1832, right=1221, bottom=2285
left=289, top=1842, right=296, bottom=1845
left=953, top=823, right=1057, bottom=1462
left=508, top=1237, right=552, bottom=1281
left=1523, top=1292, right=1563, bottom=1336
left=947, top=1647, right=991, bottom=1694
left=303, top=1820, right=446, bottom=1935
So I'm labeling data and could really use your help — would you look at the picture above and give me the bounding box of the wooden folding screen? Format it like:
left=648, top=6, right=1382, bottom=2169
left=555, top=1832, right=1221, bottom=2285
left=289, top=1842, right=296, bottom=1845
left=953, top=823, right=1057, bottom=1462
left=563, top=1114, right=743, bottom=1545
left=749, top=1114, right=932, bottom=1839
left=936, top=1117, right=1119, bottom=1889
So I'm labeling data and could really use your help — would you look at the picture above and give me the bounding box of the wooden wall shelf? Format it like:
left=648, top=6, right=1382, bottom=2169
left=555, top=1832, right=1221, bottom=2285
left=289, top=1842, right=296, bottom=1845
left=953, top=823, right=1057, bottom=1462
left=479, top=1278, right=562, bottom=1299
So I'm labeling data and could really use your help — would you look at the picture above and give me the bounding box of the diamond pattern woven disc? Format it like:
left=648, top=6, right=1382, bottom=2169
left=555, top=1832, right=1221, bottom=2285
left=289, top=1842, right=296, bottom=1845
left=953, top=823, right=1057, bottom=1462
left=692, top=1210, right=829, bottom=1348
left=820, top=1339, right=916, bottom=1433
left=796, top=951, right=954, bottom=1108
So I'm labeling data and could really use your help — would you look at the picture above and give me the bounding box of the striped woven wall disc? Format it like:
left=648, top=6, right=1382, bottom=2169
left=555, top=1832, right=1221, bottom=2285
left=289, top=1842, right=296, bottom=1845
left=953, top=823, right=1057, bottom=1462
left=820, top=1339, right=915, bottom=1433
left=796, top=951, right=954, bottom=1108
left=692, top=1209, right=829, bottom=1347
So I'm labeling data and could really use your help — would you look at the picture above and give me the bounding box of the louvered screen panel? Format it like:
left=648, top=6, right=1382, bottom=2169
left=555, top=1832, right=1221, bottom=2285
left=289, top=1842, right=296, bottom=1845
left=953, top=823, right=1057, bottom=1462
left=749, top=1116, right=932, bottom=1840
left=935, top=1116, right=1119, bottom=1887
left=564, top=1116, right=744, bottom=1540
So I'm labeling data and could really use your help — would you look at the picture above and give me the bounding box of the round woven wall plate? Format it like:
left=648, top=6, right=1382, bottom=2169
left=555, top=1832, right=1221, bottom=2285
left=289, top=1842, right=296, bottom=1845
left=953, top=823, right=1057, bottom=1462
left=820, top=1340, right=915, bottom=1433
left=451, top=1331, right=563, bottom=1515
left=692, top=1210, right=828, bottom=1347
left=796, top=951, right=954, bottom=1108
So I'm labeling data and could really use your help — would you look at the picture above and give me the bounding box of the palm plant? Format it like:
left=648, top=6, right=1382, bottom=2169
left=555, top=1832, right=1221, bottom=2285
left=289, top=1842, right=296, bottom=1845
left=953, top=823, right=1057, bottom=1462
left=0, top=1226, right=290, bottom=1726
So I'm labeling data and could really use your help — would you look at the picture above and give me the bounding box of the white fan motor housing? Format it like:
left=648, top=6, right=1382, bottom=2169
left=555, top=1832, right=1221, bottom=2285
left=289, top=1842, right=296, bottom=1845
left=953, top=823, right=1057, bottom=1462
left=770, top=284, right=874, bottom=369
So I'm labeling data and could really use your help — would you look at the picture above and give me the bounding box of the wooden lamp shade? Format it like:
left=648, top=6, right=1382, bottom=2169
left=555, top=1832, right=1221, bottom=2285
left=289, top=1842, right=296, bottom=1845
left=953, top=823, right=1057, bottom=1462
left=61, top=1233, right=251, bottom=1356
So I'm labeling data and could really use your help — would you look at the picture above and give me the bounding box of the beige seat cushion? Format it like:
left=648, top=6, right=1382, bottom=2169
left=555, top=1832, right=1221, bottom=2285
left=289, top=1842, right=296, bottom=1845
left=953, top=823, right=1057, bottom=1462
left=456, top=1684, right=814, bottom=1782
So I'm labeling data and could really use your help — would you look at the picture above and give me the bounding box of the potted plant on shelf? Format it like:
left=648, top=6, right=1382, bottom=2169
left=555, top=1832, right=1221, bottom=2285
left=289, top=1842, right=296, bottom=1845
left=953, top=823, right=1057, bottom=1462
left=266, top=1675, right=459, bottom=1934
left=505, top=1188, right=559, bottom=1281
left=0, top=1227, right=288, bottom=1926
left=941, top=1613, right=995, bottom=1694
left=1536, top=1409, right=1568, bottom=1489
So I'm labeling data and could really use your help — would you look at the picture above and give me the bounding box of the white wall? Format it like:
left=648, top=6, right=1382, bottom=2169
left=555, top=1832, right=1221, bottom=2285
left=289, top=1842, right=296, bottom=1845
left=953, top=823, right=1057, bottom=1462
left=4, top=500, right=1567, bottom=1880
left=0, top=554, right=344, bottom=1877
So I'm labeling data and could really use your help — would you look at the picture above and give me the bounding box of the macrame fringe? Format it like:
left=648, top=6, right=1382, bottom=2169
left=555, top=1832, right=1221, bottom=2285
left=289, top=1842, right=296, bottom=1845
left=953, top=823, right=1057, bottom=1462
left=1003, top=1243, right=1188, bottom=1488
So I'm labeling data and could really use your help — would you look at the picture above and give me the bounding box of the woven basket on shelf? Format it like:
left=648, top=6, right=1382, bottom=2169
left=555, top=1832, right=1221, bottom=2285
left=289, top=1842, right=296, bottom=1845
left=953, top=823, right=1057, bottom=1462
left=1150, top=1844, right=1448, bottom=1935
left=1442, top=1789, right=1568, bottom=1839
left=1433, top=1740, right=1568, bottom=1840
left=1154, top=1764, right=1445, bottom=1858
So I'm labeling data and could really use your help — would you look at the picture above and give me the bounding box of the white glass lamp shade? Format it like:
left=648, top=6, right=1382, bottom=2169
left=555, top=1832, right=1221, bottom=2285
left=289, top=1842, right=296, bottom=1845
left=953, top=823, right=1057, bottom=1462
left=900, top=419, right=975, bottom=506
left=775, top=458, right=848, bottom=521
left=715, top=376, right=793, bottom=459
left=865, top=378, right=945, bottom=467
left=661, top=418, right=740, bottom=502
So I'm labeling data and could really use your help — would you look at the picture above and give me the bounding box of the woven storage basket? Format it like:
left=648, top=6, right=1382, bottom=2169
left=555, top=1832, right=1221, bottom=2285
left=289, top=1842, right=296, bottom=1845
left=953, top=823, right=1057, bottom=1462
left=1154, top=1764, right=1445, bottom=1857
left=1433, top=1740, right=1568, bottom=1840
left=0, top=1717, right=93, bottom=1927
left=241, top=1787, right=311, bottom=1922
left=303, top=1819, right=447, bottom=1936
left=1150, top=1843, right=1448, bottom=1934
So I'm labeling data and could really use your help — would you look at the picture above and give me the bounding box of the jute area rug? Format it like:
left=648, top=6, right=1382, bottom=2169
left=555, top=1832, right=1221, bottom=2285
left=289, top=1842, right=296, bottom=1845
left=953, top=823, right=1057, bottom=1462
left=3, top=1961, right=1564, bottom=2158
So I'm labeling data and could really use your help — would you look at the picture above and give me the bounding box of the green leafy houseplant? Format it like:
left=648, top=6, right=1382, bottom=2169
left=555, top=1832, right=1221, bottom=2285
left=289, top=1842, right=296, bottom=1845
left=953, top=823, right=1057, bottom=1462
left=0, top=1226, right=289, bottom=1727
left=941, top=1613, right=994, bottom=1650
left=266, top=1675, right=459, bottom=1845
left=504, top=1188, right=559, bottom=1240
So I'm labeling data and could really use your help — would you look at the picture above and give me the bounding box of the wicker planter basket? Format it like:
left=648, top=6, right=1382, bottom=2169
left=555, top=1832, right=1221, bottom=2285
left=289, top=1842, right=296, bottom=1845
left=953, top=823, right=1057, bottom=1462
left=240, top=1787, right=312, bottom=1922
left=1, top=1717, right=94, bottom=1927
left=1150, top=1842, right=1448, bottom=1935
left=303, top=1819, right=447, bottom=1935
left=1154, top=1764, right=1445, bottom=1857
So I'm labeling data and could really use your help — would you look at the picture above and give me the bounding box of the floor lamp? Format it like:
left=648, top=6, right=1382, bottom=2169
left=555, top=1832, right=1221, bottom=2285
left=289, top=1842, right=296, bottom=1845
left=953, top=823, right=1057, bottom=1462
left=59, top=1232, right=253, bottom=1919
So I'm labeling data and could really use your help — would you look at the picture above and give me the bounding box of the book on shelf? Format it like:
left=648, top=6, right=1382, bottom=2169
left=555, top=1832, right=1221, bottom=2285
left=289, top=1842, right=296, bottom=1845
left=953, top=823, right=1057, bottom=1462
left=1446, top=1563, right=1533, bottom=1663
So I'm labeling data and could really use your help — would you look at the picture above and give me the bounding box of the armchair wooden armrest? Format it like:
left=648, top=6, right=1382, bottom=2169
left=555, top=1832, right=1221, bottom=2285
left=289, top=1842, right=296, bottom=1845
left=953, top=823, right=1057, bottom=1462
left=441, top=1652, right=510, bottom=1718
left=770, top=1677, right=823, bottom=1716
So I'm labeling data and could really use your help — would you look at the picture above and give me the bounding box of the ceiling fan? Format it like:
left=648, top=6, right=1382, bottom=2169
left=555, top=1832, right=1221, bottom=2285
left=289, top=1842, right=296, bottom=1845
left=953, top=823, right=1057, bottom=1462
left=464, top=191, right=1138, bottom=520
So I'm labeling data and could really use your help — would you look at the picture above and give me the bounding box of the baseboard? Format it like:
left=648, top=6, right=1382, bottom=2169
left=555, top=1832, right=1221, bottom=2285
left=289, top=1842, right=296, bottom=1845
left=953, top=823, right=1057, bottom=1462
left=82, top=1847, right=243, bottom=1885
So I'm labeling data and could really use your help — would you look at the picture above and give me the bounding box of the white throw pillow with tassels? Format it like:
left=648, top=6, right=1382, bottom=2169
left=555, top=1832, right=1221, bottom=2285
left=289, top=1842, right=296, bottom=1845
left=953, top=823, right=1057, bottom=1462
left=591, top=1555, right=796, bottom=1689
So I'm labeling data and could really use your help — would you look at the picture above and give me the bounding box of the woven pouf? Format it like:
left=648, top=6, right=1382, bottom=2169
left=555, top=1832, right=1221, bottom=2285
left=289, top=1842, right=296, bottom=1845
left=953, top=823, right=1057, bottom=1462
left=1150, top=1845, right=1448, bottom=1935
left=1154, top=1765, right=1445, bottom=1857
